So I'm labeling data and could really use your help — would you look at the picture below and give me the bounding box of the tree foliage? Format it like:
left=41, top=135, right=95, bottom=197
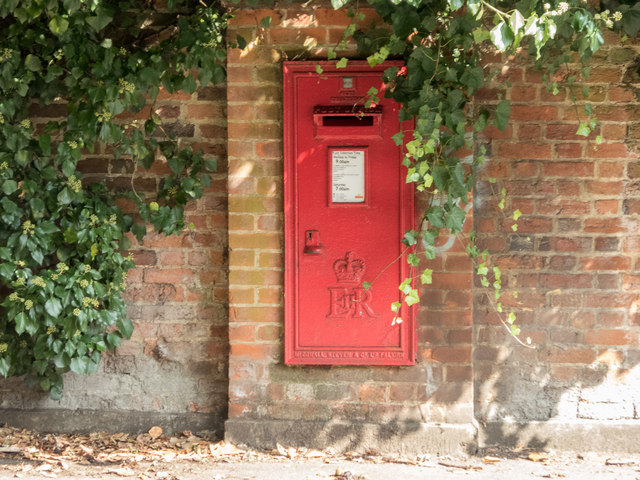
left=0, top=0, right=227, bottom=398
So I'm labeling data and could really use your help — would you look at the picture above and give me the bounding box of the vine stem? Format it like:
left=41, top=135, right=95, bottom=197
left=481, top=0, right=510, bottom=20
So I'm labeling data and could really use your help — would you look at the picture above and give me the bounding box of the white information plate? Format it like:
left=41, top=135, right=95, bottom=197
left=331, top=150, right=365, bottom=203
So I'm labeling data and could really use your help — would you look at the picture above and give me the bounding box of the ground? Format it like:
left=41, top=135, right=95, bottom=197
left=2, top=426, right=640, bottom=479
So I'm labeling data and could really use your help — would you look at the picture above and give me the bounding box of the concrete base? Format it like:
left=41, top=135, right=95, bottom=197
left=480, top=421, right=640, bottom=454
left=225, top=419, right=478, bottom=456
left=0, top=409, right=223, bottom=438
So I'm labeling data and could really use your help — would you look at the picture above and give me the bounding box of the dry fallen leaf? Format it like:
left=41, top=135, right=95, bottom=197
left=304, top=449, right=325, bottom=458
left=528, top=452, right=549, bottom=462
left=148, top=427, right=163, bottom=440
left=276, top=443, right=297, bottom=459
left=483, top=455, right=501, bottom=463
left=108, top=466, right=136, bottom=477
left=208, top=441, right=243, bottom=456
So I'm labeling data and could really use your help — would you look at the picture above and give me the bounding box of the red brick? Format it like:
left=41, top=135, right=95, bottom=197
left=595, top=200, right=619, bottom=214
left=537, top=199, right=590, bottom=215
left=229, top=232, right=281, bottom=249
left=580, top=256, right=631, bottom=271
left=624, top=199, right=640, bottom=215
left=539, top=274, right=592, bottom=289
left=230, top=343, right=279, bottom=360
left=418, top=327, right=446, bottom=344
left=623, top=274, right=640, bottom=290
left=143, top=268, right=191, bottom=284
left=545, top=347, right=596, bottom=364
left=597, top=311, right=625, bottom=327
left=432, top=346, right=472, bottom=363
left=586, top=180, right=623, bottom=195
left=269, top=27, right=327, bottom=44
left=585, top=292, right=637, bottom=308
left=231, top=306, right=282, bottom=323
left=510, top=106, right=558, bottom=121
left=511, top=85, right=537, bottom=102
left=588, top=143, right=628, bottom=159
left=359, top=384, right=387, bottom=402
left=431, top=272, right=472, bottom=289
left=447, top=328, right=472, bottom=344
left=586, top=66, right=622, bottom=83
left=586, top=329, right=634, bottom=345
left=608, top=86, right=635, bottom=102
left=512, top=161, right=539, bottom=177
left=546, top=123, right=598, bottom=141
left=543, top=161, right=593, bottom=177
left=556, top=143, right=583, bottom=158
left=511, top=217, right=552, bottom=233
left=498, top=143, right=551, bottom=160
left=389, top=383, right=416, bottom=401
left=256, top=325, right=281, bottom=341
left=229, top=325, right=255, bottom=342
left=584, top=218, right=627, bottom=233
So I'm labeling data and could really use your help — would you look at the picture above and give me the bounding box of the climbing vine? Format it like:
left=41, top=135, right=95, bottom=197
left=323, top=0, right=637, bottom=342
left=0, top=0, right=229, bottom=398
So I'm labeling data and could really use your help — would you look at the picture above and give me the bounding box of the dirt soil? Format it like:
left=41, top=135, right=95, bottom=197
left=2, top=426, right=640, bottom=479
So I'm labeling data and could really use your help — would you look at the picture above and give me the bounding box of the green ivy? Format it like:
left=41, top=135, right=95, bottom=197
left=0, top=0, right=228, bottom=398
left=329, top=0, right=628, bottom=337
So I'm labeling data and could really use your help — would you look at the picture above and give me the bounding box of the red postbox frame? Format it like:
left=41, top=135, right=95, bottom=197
left=283, top=60, right=416, bottom=366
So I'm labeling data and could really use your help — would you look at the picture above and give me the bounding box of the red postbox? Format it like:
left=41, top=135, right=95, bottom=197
left=283, top=61, right=415, bottom=365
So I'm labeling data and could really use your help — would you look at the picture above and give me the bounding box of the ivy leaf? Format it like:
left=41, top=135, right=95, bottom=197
left=494, top=100, right=511, bottom=131
left=117, top=317, right=134, bottom=339
left=490, top=22, right=514, bottom=52
left=402, top=229, right=418, bottom=246
left=509, top=9, right=525, bottom=35
left=336, top=57, right=349, bottom=69
left=2, top=180, right=18, bottom=195
left=622, top=8, right=640, bottom=37
left=330, top=0, right=350, bottom=9
left=445, top=205, right=466, bottom=233
left=404, top=288, right=420, bottom=306
left=260, top=16, right=272, bottom=28
left=407, top=253, right=420, bottom=266
left=45, top=298, right=62, bottom=317
left=236, top=34, right=247, bottom=49
left=70, top=356, right=89, bottom=375
left=576, top=122, right=591, bottom=137
left=420, top=269, right=433, bottom=285
left=49, top=16, right=69, bottom=35
left=24, top=54, right=42, bottom=72
left=85, top=12, right=113, bottom=32
left=131, top=224, right=146, bottom=242
left=204, top=157, right=217, bottom=171
left=14, top=312, right=27, bottom=335
left=0, top=263, right=13, bottom=279
left=57, top=187, right=72, bottom=205
left=0, top=358, right=9, bottom=377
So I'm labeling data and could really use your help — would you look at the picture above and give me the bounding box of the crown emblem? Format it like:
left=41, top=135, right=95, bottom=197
left=333, top=251, right=365, bottom=283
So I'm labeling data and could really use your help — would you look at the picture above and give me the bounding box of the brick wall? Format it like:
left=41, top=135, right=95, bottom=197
left=0, top=86, right=229, bottom=436
left=474, top=37, right=640, bottom=448
left=1, top=1, right=639, bottom=454
left=225, top=3, right=640, bottom=453
left=224, top=3, right=476, bottom=454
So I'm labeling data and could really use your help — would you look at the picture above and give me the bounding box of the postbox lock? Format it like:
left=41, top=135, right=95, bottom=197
left=303, top=229, right=323, bottom=255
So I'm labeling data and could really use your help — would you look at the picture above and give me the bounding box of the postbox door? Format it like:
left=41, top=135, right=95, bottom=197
left=284, top=61, right=415, bottom=365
